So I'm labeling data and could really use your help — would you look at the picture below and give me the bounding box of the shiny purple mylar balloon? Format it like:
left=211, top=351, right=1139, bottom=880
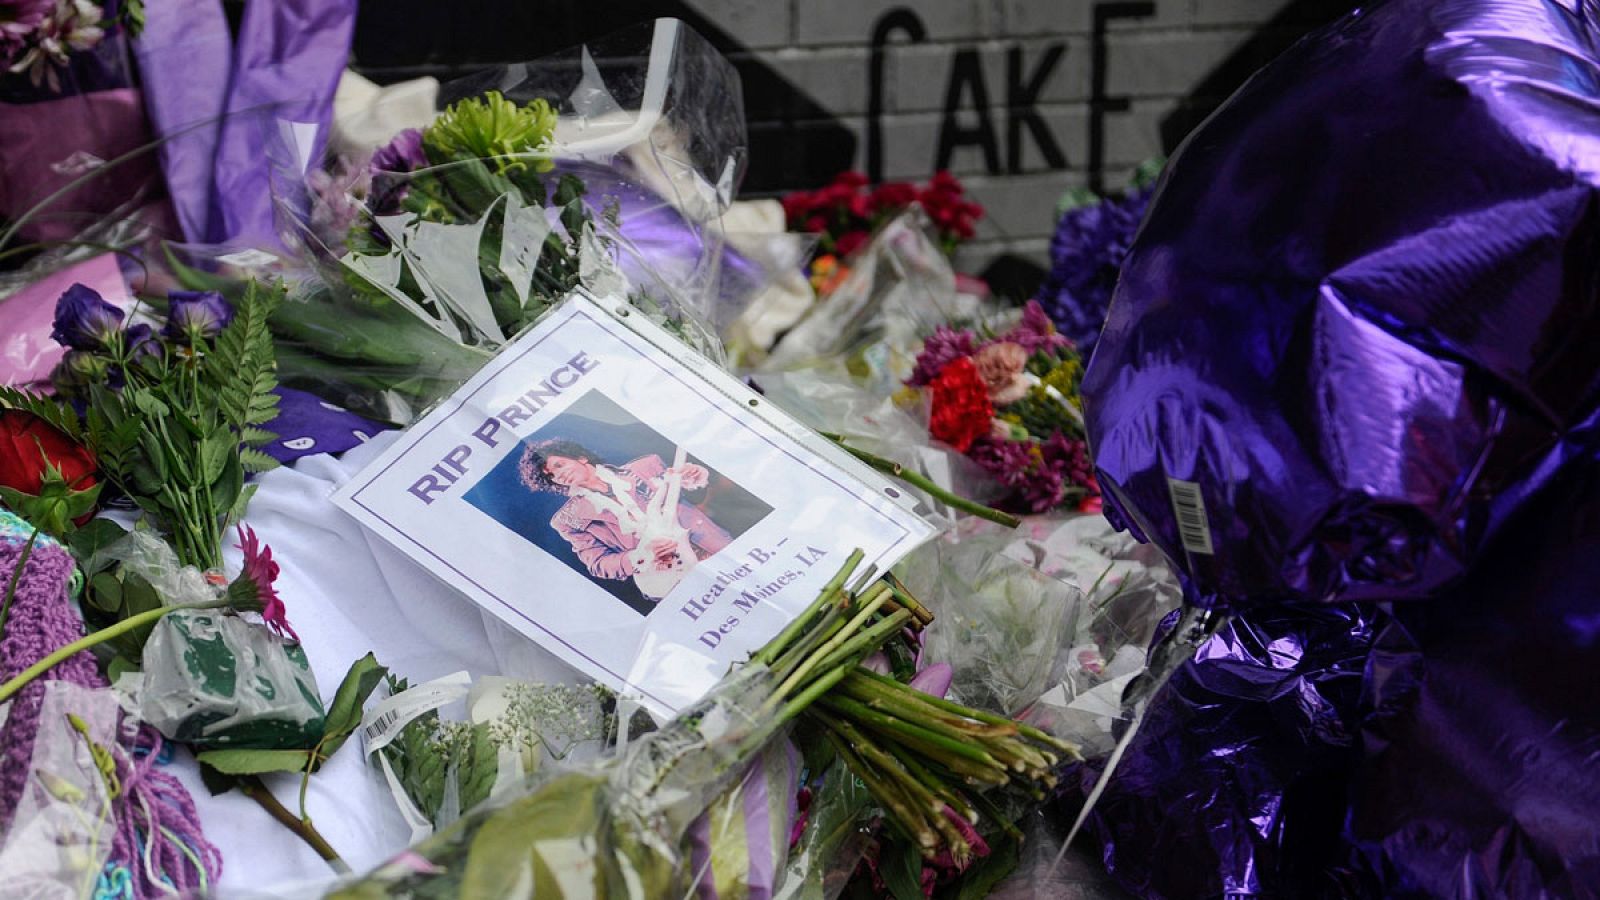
left=1077, top=0, right=1600, bottom=896
left=1082, top=0, right=1600, bottom=612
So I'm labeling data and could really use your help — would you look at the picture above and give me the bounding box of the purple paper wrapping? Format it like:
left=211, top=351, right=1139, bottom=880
left=136, top=0, right=355, bottom=247
left=1082, top=0, right=1600, bottom=612
left=209, top=0, right=356, bottom=247
left=133, top=0, right=233, bottom=243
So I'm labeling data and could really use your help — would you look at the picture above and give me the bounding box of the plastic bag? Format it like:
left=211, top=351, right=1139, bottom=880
left=899, top=536, right=1083, bottom=718
left=90, top=530, right=326, bottom=749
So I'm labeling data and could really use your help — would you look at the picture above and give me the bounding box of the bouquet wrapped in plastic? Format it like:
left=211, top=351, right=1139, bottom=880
left=336, top=552, right=1077, bottom=899
left=271, top=19, right=762, bottom=424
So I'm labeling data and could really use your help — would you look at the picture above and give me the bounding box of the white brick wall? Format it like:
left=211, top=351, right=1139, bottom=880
left=677, top=0, right=1335, bottom=274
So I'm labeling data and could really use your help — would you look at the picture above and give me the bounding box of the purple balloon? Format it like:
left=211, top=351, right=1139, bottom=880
left=1082, top=0, right=1600, bottom=611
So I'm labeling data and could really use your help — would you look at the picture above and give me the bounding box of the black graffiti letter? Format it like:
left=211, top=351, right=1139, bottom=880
left=1006, top=44, right=1068, bottom=173
left=1090, top=2, right=1155, bottom=191
left=936, top=49, right=1002, bottom=175
left=867, top=9, right=928, bottom=184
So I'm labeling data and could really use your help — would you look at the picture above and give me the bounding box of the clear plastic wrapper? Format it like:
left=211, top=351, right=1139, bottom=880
left=334, top=663, right=780, bottom=899
left=756, top=208, right=991, bottom=392
left=0, top=681, right=121, bottom=900
left=138, top=609, right=325, bottom=750
left=92, top=530, right=326, bottom=749
left=270, top=19, right=757, bottom=424
left=898, top=536, right=1083, bottom=719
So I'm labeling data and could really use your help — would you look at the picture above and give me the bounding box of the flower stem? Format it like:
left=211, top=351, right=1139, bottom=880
left=750, top=549, right=862, bottom=669
left=822, top=434, right=1021, bottom=528
left=0, top=527, right=40, bottom=641
left=238, top=776, right=351, bottom=874
left=0, top=599, right=228, bottom=704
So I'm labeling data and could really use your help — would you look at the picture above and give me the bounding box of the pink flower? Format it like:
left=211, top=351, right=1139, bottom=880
left=1000, top=300, right=1070, bottom=355
left=971, top=341, right=1031, bottom=405
left=233, top=525, right=297, bottom=641
left=908, top=662, right=953, bottom=699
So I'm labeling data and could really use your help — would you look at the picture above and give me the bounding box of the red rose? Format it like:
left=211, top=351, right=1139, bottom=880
left=926, top=357, right=995, bottom=453
left=0, top=409, right=101, bottom=532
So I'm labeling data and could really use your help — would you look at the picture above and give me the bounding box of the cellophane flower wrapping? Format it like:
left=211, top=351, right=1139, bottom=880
left=0, top=681, right=122, bottom=897
left=268, top=19, right=760, bottom=426
left=334, top=663, right=783, bottom=899
left=1079, top=0, right=1600, bottom=894
left=94, top=530, right=326, bottom=750
left=757, top=207, right=991, bottom=388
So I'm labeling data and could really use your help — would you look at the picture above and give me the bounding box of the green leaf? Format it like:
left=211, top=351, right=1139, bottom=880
left=0, top=386, right=82, bottom=440
left=880, top=837, right=925, bottom=900
left=238, top=447, right=279, bottom=474
left=66, top=518, right=127, bottom=565
left=225, top=483, right=259, bottom=527
left=199, top=429, right=234, bottom=485
left=86, top=572, right=123, bottom=613
left=106, top=655, right=140, bottom=682
left=195, top=748, right=314, bottom=776
left=209, top=457, right=243, bottom=518
left=198, top=762, right=236, bottom=796
left=320, top=653, right=389, bottom=757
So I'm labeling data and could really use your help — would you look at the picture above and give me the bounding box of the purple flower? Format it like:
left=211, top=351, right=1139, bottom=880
left=999, top=299, right=1070, bottom=356
left=371, top=128, right=427, bottom=174
left=163, top=291, right=233, bottom=343
left=1035, top=185, right=1152, bottom=356
left=124, top=323, right=161, bottom=366
left=50, top=283, right=123, bottom=351
left=907, top=326, right=978, bottom=387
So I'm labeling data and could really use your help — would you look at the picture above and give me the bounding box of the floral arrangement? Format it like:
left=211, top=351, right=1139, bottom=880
left=0, top=0, right=143, bottom=89
left=782, top=171, right=984, bottom=292
left=905, top=301, right=1099, bottom=515
left=0, top=281, right=388, bottom=875
left=338, top=551, right=1075, bottom=899
left=269, top=89, right=716, bottom=424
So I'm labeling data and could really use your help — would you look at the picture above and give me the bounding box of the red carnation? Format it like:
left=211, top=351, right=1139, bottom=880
left=926, top=357, right=995, bottom=453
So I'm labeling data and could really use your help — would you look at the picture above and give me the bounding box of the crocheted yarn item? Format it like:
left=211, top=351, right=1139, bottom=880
left=0, top=511, right=222, bottom=895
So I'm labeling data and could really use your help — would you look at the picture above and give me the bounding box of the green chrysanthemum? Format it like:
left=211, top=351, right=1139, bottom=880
left=423, top=91, right=558, bottom=175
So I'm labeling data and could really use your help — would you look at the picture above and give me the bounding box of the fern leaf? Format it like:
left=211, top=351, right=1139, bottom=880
left=0, top=386, right=83, bottom=440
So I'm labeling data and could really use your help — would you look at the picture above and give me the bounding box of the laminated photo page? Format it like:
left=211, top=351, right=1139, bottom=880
left=334, top=290, right=937, bottom=716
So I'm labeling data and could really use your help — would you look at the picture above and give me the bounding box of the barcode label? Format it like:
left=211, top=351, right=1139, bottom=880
left=363, top=709, right=404, bottom=745
left=1167, top=478, right=1215, bottom=555
left=359, top=670, right=472, bottom=755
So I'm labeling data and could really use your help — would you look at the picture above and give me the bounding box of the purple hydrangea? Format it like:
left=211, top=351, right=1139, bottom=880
left=907, top=325, right=979, bottom=387
left=163, top=290, right=233, bottom=343
left=1036, top=185, right=1152, bottom=356
left=50, top=283, right=124, bottom=351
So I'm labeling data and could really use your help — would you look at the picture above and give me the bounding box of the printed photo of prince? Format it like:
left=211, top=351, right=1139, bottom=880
left=465, top=390, right=772, bottom=616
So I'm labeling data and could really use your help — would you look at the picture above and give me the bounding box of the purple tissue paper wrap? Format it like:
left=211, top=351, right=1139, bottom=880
left=1082, top=0, right=1600, bottom=612
left=1077, top=0, right=1600, bottom=895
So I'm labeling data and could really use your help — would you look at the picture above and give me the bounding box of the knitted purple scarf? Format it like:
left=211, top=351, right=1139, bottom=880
left=0, top=528, right=223, bottom=895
